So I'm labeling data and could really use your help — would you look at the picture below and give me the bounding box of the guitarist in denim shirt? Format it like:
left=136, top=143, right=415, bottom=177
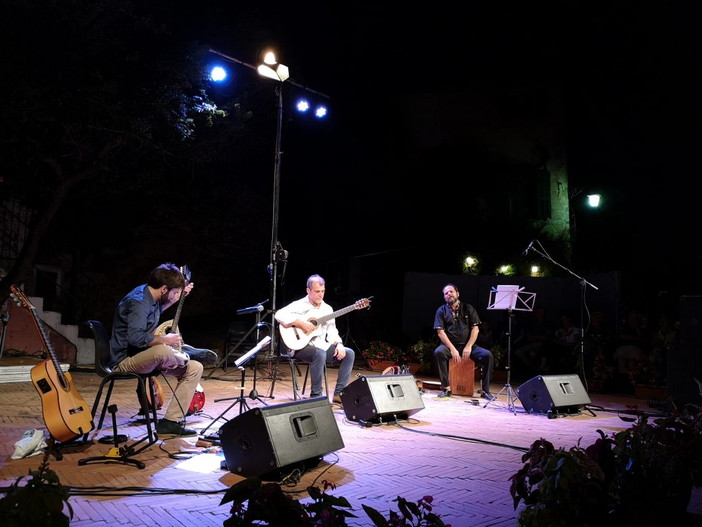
left=110, top=263, right=203, bottom=436
left=275, top=274, right=356, bottom=405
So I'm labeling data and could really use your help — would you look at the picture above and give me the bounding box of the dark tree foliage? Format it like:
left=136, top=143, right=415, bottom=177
left=0, top=0, right=272, bottom=324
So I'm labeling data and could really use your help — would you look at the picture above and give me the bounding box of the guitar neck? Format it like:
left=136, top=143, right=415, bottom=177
left=28, top=307, right=66, bottom=386
left=316, top=303, right=360, bottom=325
left=171, top=298, right=185, bottom=333
left=9, top=286, right=67, bottom=385
left=170, top=273, right=190, bottom=333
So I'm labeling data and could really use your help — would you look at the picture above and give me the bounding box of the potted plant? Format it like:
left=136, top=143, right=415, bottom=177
left=406, top=338, right=437, bottom=374
left=221, top=477, right=449, bottom=526
left=0, top=449, right=74, bottom=526
left=588, top=350, right=615, bottom=392
left=510, top=409, right=702, bottom=526
left=628, top=355, right=668, bottom=400
left=607, top=412, right=702, bottom=522
left=509, top=438, right=610, bottom=526
left=362, top=341, right=402, bottom=371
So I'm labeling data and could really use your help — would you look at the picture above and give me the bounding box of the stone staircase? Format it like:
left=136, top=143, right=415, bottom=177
left=2, top=294, right=94, bottom=368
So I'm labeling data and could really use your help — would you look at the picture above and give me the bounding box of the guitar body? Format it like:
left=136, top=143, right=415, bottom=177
left=30, top=359, right=94, bottom=443
left=154, top=319, right=177, bottom=337
left=278, top=298, right=372, bottom=351
left=11, top=285, right=94, bottom=444
left=279, top=320, right=323, bottom=351
left=145, top=376, right=165, bottom=410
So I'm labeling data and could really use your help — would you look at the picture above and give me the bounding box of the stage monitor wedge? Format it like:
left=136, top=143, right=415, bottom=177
left=517, top=374, right=591, bottom=415
left=340, top=374, right=425, bottom=423
left=219, top=396, right=344, bottom=479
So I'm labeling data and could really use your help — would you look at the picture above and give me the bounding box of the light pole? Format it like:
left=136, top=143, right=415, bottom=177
left=207, top=48, right=289, bottom=360
left=256, top=51, right=290, bottom=362
left=207, top=48, right=328, bottom=371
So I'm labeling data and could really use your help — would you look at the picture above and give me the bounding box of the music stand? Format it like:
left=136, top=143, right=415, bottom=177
left=206, top=300, right=269, bottom=380
left=484, top=285, right=535, bottom=414
left=199, top=336, right=271, bottom=437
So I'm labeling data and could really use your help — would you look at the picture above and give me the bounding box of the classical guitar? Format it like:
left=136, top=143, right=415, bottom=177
left=9, top=285, right=94, bottom=443
left=154, top=264, right=191, bottom=351
left=151, top=265, right=198, bottom=410
left=279, top=297, right=372, bottom=351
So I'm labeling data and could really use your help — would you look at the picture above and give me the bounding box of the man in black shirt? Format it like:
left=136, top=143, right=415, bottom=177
left=433, top=283, right=494, bottom=400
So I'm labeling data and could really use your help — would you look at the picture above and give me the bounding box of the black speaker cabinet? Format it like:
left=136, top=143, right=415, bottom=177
left=219, top=396, right=344, bottom=478
left=340, top=374, right=425, bottom=423
left=517, top=374, right=591, bottom=414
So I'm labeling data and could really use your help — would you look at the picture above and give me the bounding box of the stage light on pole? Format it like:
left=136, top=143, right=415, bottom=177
left=206, top=46, right=330, bottom=369
left=257, top=51, right=289, bottom=82
left=256, top=49, right=290, bottom=366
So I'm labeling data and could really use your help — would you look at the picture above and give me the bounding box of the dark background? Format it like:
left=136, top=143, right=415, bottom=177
left=3, top=1, right=701, bottom=353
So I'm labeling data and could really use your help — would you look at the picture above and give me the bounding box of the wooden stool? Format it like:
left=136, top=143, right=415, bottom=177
left=449, top=356, right=475, bottom=396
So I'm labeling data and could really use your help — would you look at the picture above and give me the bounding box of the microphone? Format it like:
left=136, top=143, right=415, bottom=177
left=236, top=304, right=265, bottom=315
left=522, top=240, right=535, bottom=256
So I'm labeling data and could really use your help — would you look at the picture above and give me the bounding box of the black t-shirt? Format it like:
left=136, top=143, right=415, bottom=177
left=434, top=302, right=481, bottom=346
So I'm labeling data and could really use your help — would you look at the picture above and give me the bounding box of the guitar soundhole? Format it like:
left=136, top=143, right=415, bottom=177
left=36, top=378, right=52, bottom=394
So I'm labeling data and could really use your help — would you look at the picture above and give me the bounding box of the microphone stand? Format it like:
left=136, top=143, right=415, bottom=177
left=206, top=300, right=269, bottom=380
left=525, top=241, right=598, bottom=414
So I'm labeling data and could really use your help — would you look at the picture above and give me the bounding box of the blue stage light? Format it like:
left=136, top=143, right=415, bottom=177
left=314, top=105, right=328, bottom=119
left=209, top=66, right=227, bottom=82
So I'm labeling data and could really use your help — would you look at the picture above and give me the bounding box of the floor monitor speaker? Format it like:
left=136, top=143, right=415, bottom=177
left=340, top=374, right=425, bottom=423
left=516, top=374, right=591, bottom=415
left=219, top=396, right=344, bottom=479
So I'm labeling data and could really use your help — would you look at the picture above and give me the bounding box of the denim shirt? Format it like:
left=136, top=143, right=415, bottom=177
left=109, top=284, right=163, bottom=368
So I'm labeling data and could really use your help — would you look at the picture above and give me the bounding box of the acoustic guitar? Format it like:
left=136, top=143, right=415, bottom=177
left=279, top=297, right=372, bottom=351
left=10, top=285, right=94, bottom=443
left=150, top=266, right=204, bottom=411
left=153, top=264, right=191, bottom=351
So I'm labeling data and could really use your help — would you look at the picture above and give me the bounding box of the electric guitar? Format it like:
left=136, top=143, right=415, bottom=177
left=279, top=297, right=372, bottom=351
left=10, top=285, right=94, bottom=443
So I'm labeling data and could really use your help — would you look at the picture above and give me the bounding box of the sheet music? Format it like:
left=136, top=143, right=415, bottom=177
left=234, top=336, right=272, bottom=368
left=487, top=285, right=536, bottom=312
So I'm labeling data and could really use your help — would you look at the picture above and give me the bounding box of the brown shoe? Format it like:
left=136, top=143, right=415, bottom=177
left=332, top=394, right=343, bottom=405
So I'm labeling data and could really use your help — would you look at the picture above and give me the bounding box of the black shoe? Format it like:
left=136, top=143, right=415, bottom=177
left=481, top=392, right=495, bottom=401
left=156, top=419, right=197, bottom=437
left=436, top=390, right=452, bottom=398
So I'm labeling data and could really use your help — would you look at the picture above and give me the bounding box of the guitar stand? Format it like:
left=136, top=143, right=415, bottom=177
left=78, top=404, right=147, bottom=469
left=45, top=436, right=86, bottom=462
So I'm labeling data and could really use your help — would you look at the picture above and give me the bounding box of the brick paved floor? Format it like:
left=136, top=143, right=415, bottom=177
left=1, top=358, right=700, bottom=526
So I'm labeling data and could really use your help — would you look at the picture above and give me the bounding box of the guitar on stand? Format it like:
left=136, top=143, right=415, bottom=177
left=9, top=285, right=94, bottom=446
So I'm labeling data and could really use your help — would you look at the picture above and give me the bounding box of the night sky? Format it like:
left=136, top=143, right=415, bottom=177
left=211, top=3, right=702, bottom=302
left=5, top=1, right=702, bottom=341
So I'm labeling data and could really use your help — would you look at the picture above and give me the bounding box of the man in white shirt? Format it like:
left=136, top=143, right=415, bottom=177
left=275, top=274, right=356, bottom=404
